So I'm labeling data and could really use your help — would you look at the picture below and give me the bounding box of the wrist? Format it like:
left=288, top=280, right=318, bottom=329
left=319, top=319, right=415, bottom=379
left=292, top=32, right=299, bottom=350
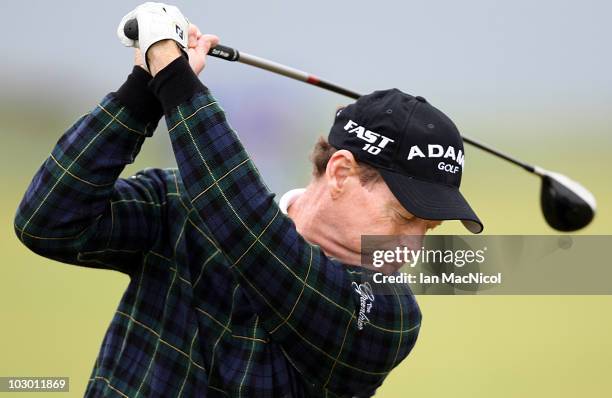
left=114, top=66, right=163, bottom=125
left=146, top=40, right=182, bottom=76
left=149, top=55, right=207, bottom=114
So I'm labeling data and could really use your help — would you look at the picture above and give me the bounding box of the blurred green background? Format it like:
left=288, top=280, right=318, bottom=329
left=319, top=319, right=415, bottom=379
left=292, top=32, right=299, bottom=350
left=1, top=0, right=611, bottom=396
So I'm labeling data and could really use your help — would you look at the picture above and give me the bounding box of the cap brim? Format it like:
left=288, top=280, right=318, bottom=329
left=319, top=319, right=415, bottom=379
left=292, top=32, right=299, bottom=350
left=379, top=169, right=484, bottom=234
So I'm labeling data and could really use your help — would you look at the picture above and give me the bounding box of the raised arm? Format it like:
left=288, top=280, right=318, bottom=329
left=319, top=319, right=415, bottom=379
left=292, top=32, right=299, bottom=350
left=147, top=41, right=421, bottom=395
left=14, top=67, right=169, bottom=275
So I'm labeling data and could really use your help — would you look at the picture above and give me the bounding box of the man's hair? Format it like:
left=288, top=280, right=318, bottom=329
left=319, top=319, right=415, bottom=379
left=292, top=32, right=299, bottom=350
left=310, top=137, right=382, bottom=187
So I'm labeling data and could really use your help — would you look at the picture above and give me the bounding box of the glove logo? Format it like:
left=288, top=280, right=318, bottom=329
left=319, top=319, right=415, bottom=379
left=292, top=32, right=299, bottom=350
left=175, top=25, right=184, bottom=40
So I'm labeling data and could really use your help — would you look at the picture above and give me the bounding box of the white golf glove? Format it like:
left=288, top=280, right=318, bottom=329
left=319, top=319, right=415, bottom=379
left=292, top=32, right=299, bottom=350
left=117, top=2, right=189, bottom=72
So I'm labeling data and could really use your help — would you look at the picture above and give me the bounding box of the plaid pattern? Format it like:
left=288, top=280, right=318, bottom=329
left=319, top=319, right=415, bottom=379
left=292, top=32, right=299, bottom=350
left=15, top=85, right=421, bottom=397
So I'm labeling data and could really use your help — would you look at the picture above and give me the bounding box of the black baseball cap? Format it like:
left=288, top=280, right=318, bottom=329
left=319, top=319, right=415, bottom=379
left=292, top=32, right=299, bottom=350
left=328, top=88, right=483, bottom=233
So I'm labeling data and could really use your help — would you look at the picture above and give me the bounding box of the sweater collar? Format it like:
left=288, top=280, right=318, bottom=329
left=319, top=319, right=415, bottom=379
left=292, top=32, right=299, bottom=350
left=279, top=188, right=306, bottom=215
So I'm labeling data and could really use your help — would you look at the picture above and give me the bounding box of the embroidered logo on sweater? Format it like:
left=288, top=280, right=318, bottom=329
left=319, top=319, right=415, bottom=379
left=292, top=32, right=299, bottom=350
left=352, top=281, right=374, bottom=330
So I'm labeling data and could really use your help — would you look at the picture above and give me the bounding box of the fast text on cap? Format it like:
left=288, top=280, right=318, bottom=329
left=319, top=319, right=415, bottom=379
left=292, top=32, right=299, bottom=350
left=344, top=120, right=395, bottom=156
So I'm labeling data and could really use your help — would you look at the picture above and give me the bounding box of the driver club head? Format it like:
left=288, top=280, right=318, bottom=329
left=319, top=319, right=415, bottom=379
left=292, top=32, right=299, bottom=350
left=537, top=168, right=596, bottom=231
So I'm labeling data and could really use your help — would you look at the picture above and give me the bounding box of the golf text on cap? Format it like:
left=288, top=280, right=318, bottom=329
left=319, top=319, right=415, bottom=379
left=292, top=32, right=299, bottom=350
left=344, top=120, right=395, bottom=155
left=407, top=144, right=465, bottom=174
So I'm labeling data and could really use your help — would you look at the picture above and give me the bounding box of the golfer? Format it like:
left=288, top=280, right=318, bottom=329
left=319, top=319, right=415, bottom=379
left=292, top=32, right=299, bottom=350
left=14, top=3, right=482, bottom=397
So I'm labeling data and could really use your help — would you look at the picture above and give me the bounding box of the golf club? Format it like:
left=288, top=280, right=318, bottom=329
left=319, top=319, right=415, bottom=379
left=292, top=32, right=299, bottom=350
left=124, top=21, right=597, bottom=231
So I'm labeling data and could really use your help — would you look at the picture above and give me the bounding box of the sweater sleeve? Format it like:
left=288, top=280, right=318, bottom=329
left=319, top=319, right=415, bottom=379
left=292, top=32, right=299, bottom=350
left=14, top=67, right=170, bottom=275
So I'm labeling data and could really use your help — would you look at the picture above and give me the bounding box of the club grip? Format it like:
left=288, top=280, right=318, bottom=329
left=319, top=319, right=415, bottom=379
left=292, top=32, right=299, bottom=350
left=124, top=18, right=139, bottom=40
left=207, top=45, right=239, bottom=61
left=123, top=19, right=239, bottom=61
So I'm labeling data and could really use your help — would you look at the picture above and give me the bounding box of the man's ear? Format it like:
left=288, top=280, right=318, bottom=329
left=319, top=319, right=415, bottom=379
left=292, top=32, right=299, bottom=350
left=325, top=150, right=358, bottom=198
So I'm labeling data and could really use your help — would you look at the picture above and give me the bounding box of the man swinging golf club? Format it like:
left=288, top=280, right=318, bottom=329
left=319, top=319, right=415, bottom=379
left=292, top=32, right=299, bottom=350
left=14, top=3, right=482, bottom=397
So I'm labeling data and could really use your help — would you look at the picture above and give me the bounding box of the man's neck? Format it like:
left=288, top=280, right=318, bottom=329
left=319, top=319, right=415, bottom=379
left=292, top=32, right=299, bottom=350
left=286, top=183, right=363, bottom=266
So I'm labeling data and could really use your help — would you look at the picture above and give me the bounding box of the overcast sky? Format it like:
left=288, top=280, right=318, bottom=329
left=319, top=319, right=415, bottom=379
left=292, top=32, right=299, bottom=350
left=2, top=0, right=610, bottom=111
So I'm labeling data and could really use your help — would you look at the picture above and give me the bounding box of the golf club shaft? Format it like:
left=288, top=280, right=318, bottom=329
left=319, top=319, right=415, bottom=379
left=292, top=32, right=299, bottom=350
left=208, top=44, right=537, bottom=174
